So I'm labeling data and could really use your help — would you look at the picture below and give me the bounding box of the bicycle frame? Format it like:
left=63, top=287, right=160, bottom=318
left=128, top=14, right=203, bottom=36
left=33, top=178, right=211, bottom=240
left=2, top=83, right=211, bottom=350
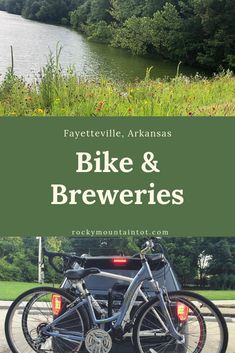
left=61, top=267, right=152, bottom=311
left=43, top=255, right=184, bottom=344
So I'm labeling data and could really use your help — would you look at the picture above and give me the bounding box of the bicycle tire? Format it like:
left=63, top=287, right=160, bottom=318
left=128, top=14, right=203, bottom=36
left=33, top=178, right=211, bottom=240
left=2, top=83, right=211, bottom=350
left=5, top=286, right=90, bottom=353
left=132, top=290, right=228, bottom=353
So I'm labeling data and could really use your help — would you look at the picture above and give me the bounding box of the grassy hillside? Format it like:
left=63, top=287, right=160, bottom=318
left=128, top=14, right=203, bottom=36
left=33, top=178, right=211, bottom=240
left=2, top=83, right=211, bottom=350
left=0, top=60, right=235, bottom=117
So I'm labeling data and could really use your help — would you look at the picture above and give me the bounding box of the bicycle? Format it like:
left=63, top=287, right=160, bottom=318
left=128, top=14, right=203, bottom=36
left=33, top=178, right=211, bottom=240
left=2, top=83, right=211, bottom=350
left=43, top=243, right=174, bottom=310
left=5, top=240, right=228, bottom=353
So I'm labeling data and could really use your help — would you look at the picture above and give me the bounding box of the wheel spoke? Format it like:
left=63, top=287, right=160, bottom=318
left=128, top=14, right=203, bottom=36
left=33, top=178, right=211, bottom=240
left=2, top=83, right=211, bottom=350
left=5, top=287, right=86, bottom=353
left=134, top=291, right=228, bottom=353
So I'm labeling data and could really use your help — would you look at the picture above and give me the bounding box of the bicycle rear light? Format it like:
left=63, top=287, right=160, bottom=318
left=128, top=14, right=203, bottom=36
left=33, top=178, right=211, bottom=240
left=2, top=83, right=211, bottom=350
left=176, top=302, right=189, bottom=322
left=52, top=294, right=63, bottom=316
left=112, top=258, right=128, bottom=265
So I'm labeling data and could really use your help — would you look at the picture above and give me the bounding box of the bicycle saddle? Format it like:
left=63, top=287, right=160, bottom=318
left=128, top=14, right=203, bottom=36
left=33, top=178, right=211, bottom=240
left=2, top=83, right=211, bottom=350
left=66, top=268, right=100, bottom=280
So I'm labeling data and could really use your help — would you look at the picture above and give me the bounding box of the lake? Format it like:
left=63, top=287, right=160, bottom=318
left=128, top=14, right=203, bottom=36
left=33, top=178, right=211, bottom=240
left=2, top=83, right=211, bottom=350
left=0, top=10, right=202, bottom=81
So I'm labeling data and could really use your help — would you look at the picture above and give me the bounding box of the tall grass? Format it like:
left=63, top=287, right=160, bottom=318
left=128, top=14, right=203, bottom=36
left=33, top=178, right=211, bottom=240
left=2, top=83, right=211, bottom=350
left=0, top=50, right=235, bottom=116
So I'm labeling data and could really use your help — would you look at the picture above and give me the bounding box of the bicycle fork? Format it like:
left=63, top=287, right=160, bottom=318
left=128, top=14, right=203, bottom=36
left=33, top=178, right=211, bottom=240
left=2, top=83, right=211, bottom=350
left=150, top=280, right=185, bottom=344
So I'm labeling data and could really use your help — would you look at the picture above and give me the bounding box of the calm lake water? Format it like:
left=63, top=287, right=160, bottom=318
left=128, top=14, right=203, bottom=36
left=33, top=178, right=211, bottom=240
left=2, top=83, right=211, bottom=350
left=0, top=10, right=202, bottom=81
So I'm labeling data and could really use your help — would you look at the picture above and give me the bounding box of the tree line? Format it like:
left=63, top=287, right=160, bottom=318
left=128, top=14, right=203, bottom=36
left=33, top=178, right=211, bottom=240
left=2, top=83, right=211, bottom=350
left=0, top=236, right=235, bottom=290
left=0, top=0, right=235, bottom=71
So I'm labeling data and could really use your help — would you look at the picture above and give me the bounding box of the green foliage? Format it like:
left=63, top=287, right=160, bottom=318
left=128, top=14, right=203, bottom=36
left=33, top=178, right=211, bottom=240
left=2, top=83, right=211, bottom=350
left=1, top=236, right=235, bottom=290
left=70, top=0, right=112, bottom=37
left=22, top=0, right=69, bottom=23
left=2, top=0, right=235, bottom=70
left=207, top=239, right=235, bottom=275
left=0, top=69, right=30, bottom=116
left=68, top=0, right=235, bottom=70
left=89, top=0, right=112, bottom=23
left=110, top=0, right=144, bottom=23
left=0, top=57, right=235, bottom=117
left=0, top=237, right=37, bottom=281
left=151, top=3, right=185, bottom=60
left=38, top=47, right=63, bottom=109
left=162, top=237, right=201, bottom=286
left=3, top=0, right=24, bottom=14
left=210, top=274, right=235, bottom=290
left=0, top=258, right=20, bottom=280
left=112, top=16, right=153, bottom=55
left=70, top=0, right=91, bottom=30
left=193, top=0, right=235, bottom=69
left=0, top=0, right=5, bottom=10
left=84, top=21, right=113, bottom=43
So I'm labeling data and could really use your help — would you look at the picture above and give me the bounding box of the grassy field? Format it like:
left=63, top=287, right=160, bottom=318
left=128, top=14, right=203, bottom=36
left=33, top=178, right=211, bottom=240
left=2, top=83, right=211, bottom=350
left=0, top=56, right=235, bottom=116
left=0, top=281, right=58, bottom=301
left=195, top=290, right=235, bottom=300
left=0, top=281, right=235, bottom=301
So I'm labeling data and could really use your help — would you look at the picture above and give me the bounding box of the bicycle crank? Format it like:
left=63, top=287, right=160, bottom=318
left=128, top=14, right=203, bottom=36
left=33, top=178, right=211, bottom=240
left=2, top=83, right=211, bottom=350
left=85, top=328, right=112, bottom=353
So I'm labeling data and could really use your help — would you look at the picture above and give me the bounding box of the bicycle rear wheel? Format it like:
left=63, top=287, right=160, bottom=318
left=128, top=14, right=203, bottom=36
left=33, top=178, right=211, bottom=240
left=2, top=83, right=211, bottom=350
left=5, top=286, right=89, bottom=353
left=133, top=290, right=228, bottom=353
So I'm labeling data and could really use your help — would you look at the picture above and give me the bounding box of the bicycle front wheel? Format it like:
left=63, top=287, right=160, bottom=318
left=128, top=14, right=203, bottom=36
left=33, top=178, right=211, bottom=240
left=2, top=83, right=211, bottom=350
left=5, top=286, right=89, bottom=353
left=133, top=290, right=228, bottom=353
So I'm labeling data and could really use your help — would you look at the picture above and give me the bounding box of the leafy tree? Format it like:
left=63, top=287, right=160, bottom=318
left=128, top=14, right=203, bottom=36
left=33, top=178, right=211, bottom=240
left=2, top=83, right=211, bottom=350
left=207, top=239, right=235, bottom=275
left=0, top=0, right=6, bottom=10
left=1, top=236, right=235, bottom=290
left=112, top=16, right=153, bottom=55
left=89, top=0, right=112, bottom=23
left=163, top=237, right=201, bottom=286
left=2, top=0, right=234, bottom=70
left=0, top=237, right=37, bottom=281
left=151, top=3, right=185, bottom=61
left=110, top=0, right=144, bottom=23
left=142, top=0, right=168, bottom=16
left=193, top=0, right=235, bottom=69
left=22, top=0, right=69, bottom=23
left=4, top=0, right=24, bottom=14
left=84, top=21, right=113, bottom=43
left=70, top=0, right=91, bottom=29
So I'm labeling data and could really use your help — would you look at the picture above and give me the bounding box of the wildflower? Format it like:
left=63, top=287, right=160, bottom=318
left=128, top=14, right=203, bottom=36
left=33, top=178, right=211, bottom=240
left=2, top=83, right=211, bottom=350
left=128, top=108, right=132, bottom=113
left=97, top=101, right=104, bottom=106
left=35, top=108, right=44, bottom=114
left=120, top=92, right=128, bottom=97
left=188, top=111, right=193, bottom=116
left=96, top=107, right=102, bottom=111
left=25, top=96, right=32, bottom=101
left=10, top=112, right=17, bottom=116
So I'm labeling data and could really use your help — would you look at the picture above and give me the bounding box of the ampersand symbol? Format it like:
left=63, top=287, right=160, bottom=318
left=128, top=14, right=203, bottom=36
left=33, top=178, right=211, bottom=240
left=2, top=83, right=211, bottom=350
left=141, top=152, right=160, bottom=173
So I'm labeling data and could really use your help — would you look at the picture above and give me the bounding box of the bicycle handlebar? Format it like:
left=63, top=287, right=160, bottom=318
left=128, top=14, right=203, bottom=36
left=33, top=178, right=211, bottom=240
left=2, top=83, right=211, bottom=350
left=43, top=248, right=84, bottom=274
left=43, top=237, right=164, bottom=273
left=140, top=239, right=155, bottom=256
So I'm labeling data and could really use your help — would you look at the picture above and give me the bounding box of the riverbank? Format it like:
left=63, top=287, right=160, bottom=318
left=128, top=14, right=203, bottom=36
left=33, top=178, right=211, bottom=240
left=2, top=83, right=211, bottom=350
left=0, top=10, right=202, bottom=82
left=0, top=62, right=234, bottom=116
left=1, top=0, right=234, bottom=74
